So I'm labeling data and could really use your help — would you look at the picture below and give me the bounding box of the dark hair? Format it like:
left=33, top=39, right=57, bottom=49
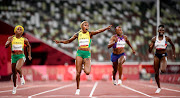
left=158, top=25, right=164, bottom=28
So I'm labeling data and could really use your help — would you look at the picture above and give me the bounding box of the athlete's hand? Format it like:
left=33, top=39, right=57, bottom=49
left=132, top=50, right=136, bottom=55
left=54, top=40, right=60, bottom=44
left=106, top=25, right=112, bottom=30
left=173, top=54, right=176, bottom=59
left=28, top=56, right=32, bottom=60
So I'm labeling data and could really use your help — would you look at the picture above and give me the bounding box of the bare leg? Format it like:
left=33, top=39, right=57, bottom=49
left=112, top=62, right=118, bottom=80
left=12, top=63, right=17, bottom=87
left=154, top=56, right=160, bottom=88
left=160, top=57, right=167, bottom=73
left=118, top=55, right=126, bottom=80
left=83, top=58, right=91, bottom=75
left=76, top=56, right=83, bottom=89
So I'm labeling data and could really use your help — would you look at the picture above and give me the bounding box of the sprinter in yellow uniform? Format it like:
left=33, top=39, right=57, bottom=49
left=54, top=21, right=112, bottom=95
left=5, top=25, right=32, bottom=94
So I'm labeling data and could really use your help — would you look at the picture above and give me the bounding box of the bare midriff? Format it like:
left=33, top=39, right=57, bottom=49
left=113, top=48, right=125, bottom=55
left=12, top=51, right=24, bottom=55
left=78, top=47, right=90, bottom=51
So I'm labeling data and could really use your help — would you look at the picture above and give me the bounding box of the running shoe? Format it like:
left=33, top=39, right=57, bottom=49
left=12, top=85, right=18, bottom=94
left=20, top=75, right=25, bottom=85
left=155, top=88, right=161, bottom=93
left=75, top=89, right=80, bottom=95
left=117, top=79, right=122, bottom=85
left=112, top=80, right=117, bottom=85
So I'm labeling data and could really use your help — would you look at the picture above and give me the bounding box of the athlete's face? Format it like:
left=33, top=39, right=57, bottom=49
left=82, top=22, right=89, bottom=32
left=115, top=26, right=123, bottom=36
left=16, top=27, right=23, bottom=35
left=158, top=27, right=165, bottom=36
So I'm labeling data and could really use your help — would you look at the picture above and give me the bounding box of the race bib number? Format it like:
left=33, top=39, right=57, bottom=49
left=79, top=39, right=89, bottom=47
left=116, top=41, right=125, bottom=48
left=12, top=44, right=23, bottom=51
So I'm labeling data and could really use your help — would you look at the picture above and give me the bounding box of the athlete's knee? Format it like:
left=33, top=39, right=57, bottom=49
left=84, top=69, right=90, bottom=75
left=161, top=69, right=166, bottom=73
left=76, top=71, right=81, bottom=76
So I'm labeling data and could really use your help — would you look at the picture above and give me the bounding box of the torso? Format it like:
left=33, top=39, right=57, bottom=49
left=11, top=36, right=25, bottom=54
left=154, top=35, right=167, bottom=54
left=77, top=31, right=91, bottom=51
left=113, top=35, right=126, bottom=54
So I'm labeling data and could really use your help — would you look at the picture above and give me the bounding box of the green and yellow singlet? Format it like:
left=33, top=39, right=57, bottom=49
left=78, top=31, right=91, bottom=48
left=11, top=36, right=24, bottom=52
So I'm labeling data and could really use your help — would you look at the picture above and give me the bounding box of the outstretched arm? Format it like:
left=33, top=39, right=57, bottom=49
left=5, top=36, right=13, bottom=48
left=54, top=33, right=78, bottom=44
left=125, top=36, right=135, bottom=54
left=167, top=36, right=176, bottom=58
left=149, top=37, right=155, bottom=53
left=91, top=25, right=112, bottom=36
left=24, top=38, right=32, bottom=60
left=108, top=35, right=116, bottom=49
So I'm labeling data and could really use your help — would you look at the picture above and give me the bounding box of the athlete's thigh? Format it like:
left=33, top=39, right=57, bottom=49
left=160, top=56, right=167, bottom=70
left=118, top=55, right=126, bottom=66
left=84, top=58, right=91, bottom=70
left=76, top=56, right=83, bottom=72
left=154, top=56, right=160, bottom=73
left=16, top=58, right=25, bottom=70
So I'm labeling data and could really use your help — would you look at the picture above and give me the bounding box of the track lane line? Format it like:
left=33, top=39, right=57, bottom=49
left=89, top=81, right=98, bottom=97
left=121, top=85, right=153, bottom=97
left=28, top=83, right=75, bottom=98
left=0, top=84, right=52, bottom=93
left=131, top=81, right=180, bottom=93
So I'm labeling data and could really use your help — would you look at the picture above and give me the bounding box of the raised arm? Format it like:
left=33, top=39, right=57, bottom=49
left=24, top=38, right=32, bottom=60
left=125, top=35, right=135, bottom=54
left=108, top=35, right=117, bottom=49
left=5, top=36, right=13, bottom=48
left=54, top=33, right=78, bottom=44
left=90, top=25, right=112, bottom=36
left=167, top=36, right=176, bottom=58
left=149, top=37, right=156, bottom=53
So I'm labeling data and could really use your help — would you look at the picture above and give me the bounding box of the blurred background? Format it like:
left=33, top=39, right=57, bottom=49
left=0, top=0, right=179, bottom=83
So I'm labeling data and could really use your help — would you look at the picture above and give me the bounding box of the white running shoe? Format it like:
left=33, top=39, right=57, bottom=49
left=112, top=80, right=117, bottom=85
left=117, top=79, right=122, bottom=85
left=20, top=75, right=25, bottom=85
left=75, top=89, right=80, bottom=95
left=12, top=85, right=18, bottom=94
left=155, top=88, right=161, bottom=93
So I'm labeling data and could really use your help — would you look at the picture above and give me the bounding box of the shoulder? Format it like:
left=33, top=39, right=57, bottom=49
left=165, top=35, right=171, bottom=41
left=23, top=37, right=28, bottom=41
left=151, top=36, right=156, bottom=41
left=111, top=35, right=116, bottom=39
left=123, top=35, right=128, bottom=39
left=8, top=36, right=13, bottom=40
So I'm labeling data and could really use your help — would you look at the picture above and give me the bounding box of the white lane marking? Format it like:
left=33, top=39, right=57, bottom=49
left=89, top=82, right=98, bottom=97
left=28, top=83, right=75, bottom=98
left=132, top=81, right=180, bottom=93
left=121, top=85, right=153, bottom=97
left=0, top=84, right=49, bottom=93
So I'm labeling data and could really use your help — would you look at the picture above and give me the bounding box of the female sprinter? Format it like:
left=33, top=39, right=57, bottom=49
left=54, top=21, right=112, bottom=95
left=149, top=25, right=176, bottom=93
left=108, top=26, right=135, bottom=85
left=5, top=25, right=32, bottom=94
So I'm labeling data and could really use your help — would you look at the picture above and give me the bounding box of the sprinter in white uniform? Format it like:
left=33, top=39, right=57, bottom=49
left=108, top=26, right=135, bottom=85
left=149, top=25, right=176, bottom=93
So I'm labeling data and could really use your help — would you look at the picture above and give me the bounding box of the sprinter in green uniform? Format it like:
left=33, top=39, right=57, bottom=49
left=54, top=21, right=111, bottom=95
left=5, top=25, right=32, bottom=94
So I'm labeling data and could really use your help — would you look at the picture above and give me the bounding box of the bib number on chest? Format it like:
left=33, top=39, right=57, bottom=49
left=12, top=44, right=23, bottom=51
left=79, top=39, right=89, bottom=47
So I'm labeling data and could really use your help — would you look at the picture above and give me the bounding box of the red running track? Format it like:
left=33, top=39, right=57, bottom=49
left=0, top=80, right=179, bottom=98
